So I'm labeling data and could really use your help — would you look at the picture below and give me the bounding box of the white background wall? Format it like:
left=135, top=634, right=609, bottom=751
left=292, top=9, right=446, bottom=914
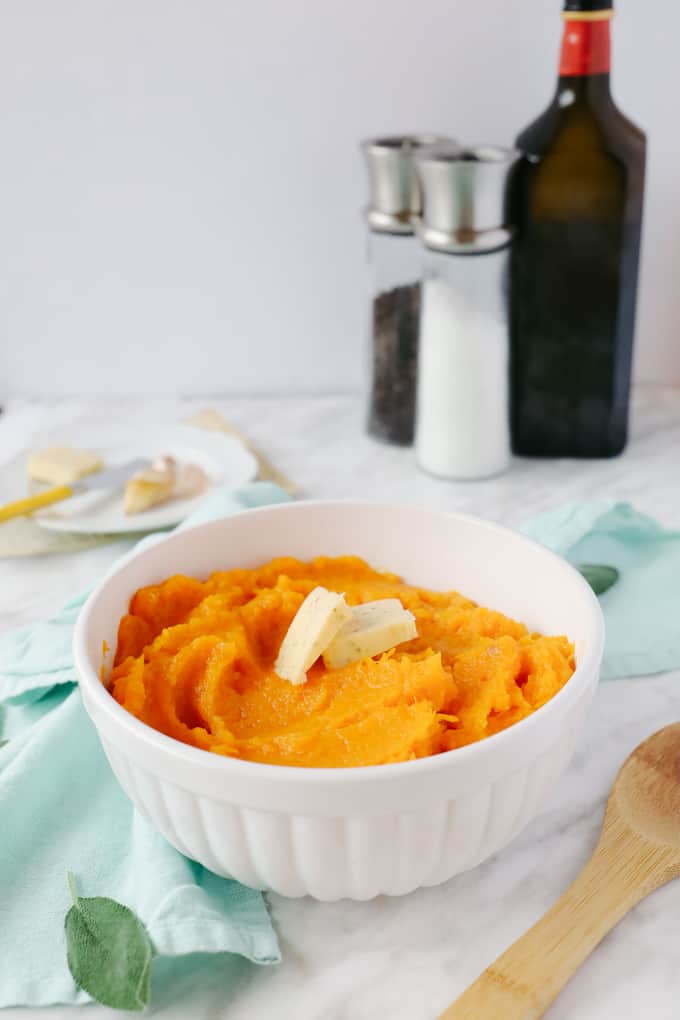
left=0, top=0, right=675, bottom=398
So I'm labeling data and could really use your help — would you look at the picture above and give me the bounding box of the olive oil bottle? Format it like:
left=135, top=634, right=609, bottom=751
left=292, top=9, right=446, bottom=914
left=509, top=0, right=646, bottom=457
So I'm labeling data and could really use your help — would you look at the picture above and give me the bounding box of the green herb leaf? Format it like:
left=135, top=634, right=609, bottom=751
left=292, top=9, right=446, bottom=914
left=577, top=564, right=619, bottom=596
left=65, top=872, right=154, bottom=1011
left=0, top=740, right=8, bottom=749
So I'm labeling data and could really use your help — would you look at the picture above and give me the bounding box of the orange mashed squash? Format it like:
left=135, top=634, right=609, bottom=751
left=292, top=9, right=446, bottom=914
left=110, top=556, right=575, bottom=768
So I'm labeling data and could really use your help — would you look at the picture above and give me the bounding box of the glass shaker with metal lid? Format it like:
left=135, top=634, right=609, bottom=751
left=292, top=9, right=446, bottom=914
left=414, top=143, right=518, bottom=479
left=360, top=135, right=455, bottom=445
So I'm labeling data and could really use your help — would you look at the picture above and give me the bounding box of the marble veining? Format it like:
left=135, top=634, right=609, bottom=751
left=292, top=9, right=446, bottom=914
left=1, top=388, right=680, bottom=1020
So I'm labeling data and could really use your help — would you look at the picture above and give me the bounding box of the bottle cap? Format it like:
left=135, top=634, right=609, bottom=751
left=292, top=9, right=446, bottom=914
left=415, top=144, right=519, bottom=254
left=563, top=1, right=613, bottom=13
left=361, top=135, right=457, bottom=234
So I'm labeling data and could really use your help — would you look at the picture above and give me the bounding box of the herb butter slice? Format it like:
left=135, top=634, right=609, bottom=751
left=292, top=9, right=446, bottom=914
left=323, top=599, right=417, bottom=670
left=275, top=586, right=352, bottom=685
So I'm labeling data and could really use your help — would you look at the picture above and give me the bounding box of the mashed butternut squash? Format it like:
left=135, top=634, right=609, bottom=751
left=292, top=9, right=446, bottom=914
left=110, top=556, right=575, bottom=768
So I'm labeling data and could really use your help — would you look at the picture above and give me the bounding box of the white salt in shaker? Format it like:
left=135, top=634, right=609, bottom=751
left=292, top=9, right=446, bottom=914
left=414, top=145, right=518, bottom=480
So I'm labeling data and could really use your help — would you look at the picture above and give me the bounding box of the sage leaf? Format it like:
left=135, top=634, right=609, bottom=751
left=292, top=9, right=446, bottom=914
left=65, top=872, right=154, bottom=1011
left=578, top=564, right=619, bottom=597
left=0, top=740, right=8, bottom=748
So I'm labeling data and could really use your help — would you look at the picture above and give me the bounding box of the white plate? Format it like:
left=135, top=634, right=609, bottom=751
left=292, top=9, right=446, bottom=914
left=33, top=424, right=258, bottom=534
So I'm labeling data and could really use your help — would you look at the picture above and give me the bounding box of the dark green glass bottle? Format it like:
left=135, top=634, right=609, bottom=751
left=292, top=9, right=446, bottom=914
left=509, top=0, right=646, bottom=457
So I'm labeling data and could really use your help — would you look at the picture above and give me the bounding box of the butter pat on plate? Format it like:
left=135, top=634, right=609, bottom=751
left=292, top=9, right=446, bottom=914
left=124, top=456, right=210, bottom=515
left=27, top=446, right=104, bottom=486
left=124, top=457, right=177, bottom=515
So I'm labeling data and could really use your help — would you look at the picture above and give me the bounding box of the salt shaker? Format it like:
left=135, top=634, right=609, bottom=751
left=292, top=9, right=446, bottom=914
left=361, top=135, right=454, bottom=445
left=414, top=144, right=518, bottom=479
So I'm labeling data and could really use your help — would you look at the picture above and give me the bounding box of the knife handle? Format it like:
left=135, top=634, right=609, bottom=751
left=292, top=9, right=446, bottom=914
left=0, top=485, right=74, bottom=523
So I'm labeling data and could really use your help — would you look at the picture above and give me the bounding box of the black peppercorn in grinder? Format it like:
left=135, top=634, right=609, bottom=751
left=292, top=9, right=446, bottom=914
left=360, top=135, right=456, bottom=445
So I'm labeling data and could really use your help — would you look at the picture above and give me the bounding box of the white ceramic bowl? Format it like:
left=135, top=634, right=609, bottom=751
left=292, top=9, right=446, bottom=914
left=74, top=501, right=604, bottom=901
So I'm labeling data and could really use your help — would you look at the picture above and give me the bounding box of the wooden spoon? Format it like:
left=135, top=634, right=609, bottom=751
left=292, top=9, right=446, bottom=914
left=439, top=723, right=680, bottom=1020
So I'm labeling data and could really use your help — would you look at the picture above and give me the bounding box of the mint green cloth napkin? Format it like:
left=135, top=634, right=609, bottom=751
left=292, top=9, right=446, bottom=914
left=0, top=482, right=288, bottom=1007
left=521, top=500, right=680, bottom=681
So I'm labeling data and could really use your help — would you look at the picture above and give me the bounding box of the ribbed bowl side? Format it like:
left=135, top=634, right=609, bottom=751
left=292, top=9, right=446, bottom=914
left=101, top=695, right=587, bottom=902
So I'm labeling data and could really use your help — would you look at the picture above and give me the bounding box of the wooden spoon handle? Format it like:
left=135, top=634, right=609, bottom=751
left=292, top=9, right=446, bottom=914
left=439, top=814, right=675, bottom=1020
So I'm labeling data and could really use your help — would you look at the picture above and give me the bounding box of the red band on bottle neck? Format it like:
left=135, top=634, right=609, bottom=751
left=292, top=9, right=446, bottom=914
left=559, top=18, right=611, bottom=76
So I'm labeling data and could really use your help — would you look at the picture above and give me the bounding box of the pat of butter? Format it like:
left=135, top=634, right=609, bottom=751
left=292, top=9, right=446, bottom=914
left=275, top=586, right=352, bottom=685
left=27, top=446, right=103, bottom=486
left=323, top=598, right=417, bottom=670
left=124, top=461, right=175, bottom=515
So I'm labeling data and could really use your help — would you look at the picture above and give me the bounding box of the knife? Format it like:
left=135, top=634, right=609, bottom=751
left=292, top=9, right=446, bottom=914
left=0, top=459, right=149, bottom=524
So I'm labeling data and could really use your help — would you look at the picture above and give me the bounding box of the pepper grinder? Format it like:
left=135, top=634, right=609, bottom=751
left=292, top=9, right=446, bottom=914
left=360, top=135, right=455, bottom=445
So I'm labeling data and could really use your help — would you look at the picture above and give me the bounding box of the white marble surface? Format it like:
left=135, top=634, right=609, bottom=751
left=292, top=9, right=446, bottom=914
left=2, top=389, right=680, bottom=1020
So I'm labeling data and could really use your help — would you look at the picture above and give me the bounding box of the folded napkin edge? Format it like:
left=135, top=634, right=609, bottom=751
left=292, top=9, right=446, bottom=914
left=148, top=917, right=282, bottom=964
